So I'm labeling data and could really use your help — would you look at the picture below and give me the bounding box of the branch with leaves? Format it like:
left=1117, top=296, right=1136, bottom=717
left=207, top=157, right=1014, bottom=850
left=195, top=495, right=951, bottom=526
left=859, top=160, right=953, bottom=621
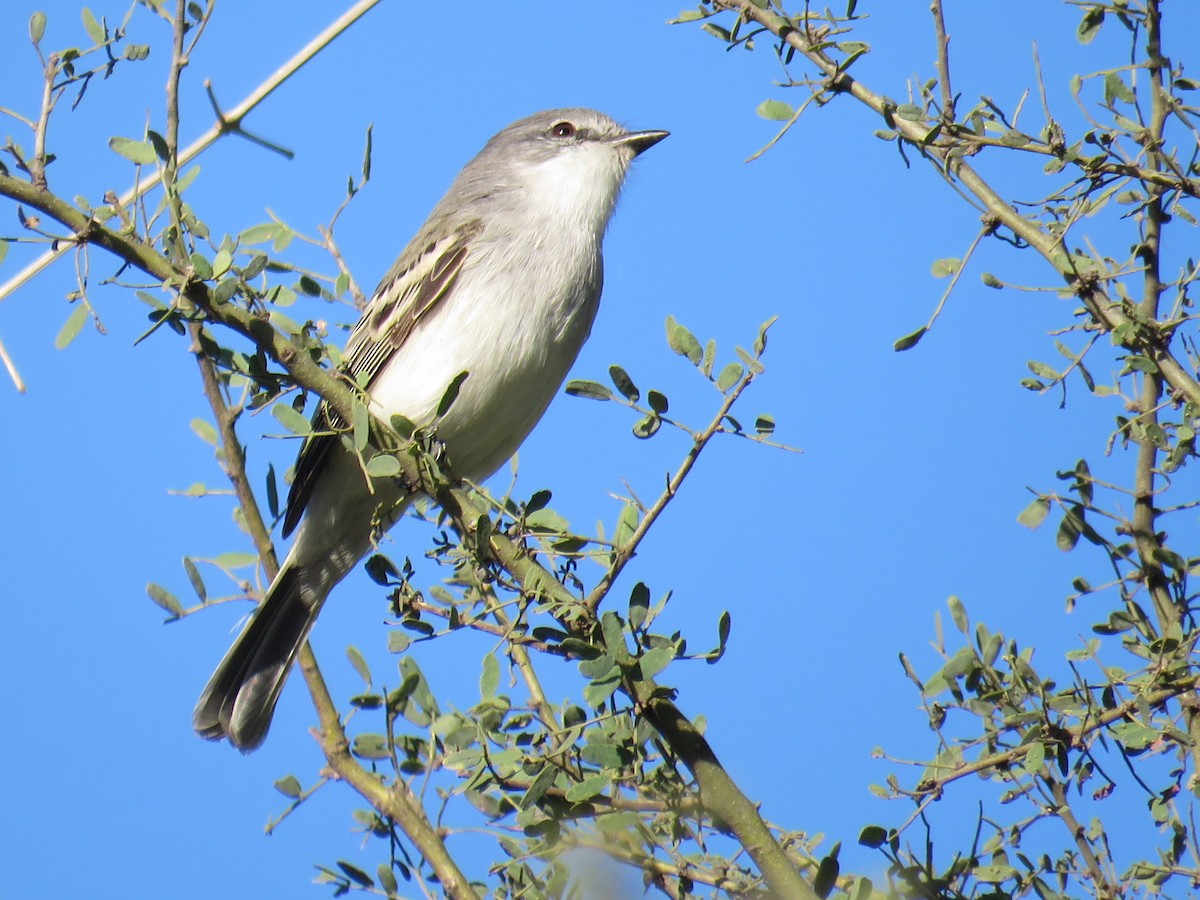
left=674, top=0, right=1200, bottom=895
left=0, top=3, right=832, bottom=897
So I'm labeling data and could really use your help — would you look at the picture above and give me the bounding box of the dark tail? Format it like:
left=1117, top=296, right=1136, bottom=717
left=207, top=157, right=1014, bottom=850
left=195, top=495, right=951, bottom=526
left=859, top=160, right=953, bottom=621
left=192, top=563, right=323, bottom=752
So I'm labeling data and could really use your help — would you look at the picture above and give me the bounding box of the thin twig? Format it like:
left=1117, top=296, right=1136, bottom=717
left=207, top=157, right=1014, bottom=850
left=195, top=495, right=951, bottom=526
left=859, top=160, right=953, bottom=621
left=584, top=366, right=765, bottom=614
left=0, top=330, right=25, bottom=393
left=930, top=0, right=955, bottom=121
left=0, top=0, right=384, bottom=306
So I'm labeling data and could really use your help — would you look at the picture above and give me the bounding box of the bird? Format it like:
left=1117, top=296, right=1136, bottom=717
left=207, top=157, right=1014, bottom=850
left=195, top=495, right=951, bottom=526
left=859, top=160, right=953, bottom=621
left=193, top=108, right=668, bottom=751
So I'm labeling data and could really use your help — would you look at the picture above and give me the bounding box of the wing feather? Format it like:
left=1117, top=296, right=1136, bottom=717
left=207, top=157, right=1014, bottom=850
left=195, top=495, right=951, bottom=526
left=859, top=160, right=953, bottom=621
left=281, top=219, right=482, bottom=537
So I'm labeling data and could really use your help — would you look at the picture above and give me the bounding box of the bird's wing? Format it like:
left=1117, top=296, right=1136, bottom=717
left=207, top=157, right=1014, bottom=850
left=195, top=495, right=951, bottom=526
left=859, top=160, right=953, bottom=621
left=281, top=218, right=483, bottom=537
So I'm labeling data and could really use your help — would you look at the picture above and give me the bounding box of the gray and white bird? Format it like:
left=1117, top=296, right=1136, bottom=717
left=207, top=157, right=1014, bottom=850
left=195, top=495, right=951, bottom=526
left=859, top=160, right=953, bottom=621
left=193, top=108, right=668, bottom=751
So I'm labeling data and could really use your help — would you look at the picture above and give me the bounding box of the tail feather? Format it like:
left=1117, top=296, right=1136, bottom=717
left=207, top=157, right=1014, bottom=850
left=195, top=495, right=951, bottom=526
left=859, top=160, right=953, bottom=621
left=192, top=564, right=323, bottom=752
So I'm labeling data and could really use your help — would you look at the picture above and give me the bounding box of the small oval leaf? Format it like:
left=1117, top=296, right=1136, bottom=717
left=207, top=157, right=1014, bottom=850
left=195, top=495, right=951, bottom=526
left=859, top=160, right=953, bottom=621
left=893, top=326, right=927, bottom=352
left=108, top=136, right=157, bottom=165
left=271, top=403, right=312, bottom=435
left=54, top=303, right=89, bottom=349
left=756, top=99, right=794, bottom=121
left=565, top=380, right=613, bottom=401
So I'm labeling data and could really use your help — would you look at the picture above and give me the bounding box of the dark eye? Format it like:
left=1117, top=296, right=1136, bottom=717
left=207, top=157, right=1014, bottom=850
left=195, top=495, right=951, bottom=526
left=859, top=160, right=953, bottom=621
left=550, top=121, right=576, bottom=138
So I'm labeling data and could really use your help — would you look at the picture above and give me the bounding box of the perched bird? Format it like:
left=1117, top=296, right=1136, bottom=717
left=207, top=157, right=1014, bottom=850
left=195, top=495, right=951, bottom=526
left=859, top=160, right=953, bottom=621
left=193, top=108, right=668, bottom=751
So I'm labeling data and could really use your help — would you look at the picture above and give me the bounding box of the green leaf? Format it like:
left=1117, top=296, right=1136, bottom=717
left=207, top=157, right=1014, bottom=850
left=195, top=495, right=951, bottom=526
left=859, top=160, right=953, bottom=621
left=208, top=278, right=234, bottom=307
left=146, top=583, right=183, bottom=617
left=1025, top=740, right=1046, bottom=774
left=0, top=239, right=8, bottom=265
left=366, top=454, right=401, bottom=477
left=564, top=379, right=612, bottom=401
left=29, top=11, right=46, bottom=44
left=525, top=508, right=569, bottom=533
left=814, top=851, right=840, bottom=899
left=930, top=257, right=960, bottom=278
left=1077, top=7, right=1104, bottom=44
left=238, top=223, right=280, bottom=245
left=632, top=414, right=661, bottom=439
left=346, top=645, right=371, bottom=687
left=628, top=582, right=650, bottom=631
left=614, top=501, right=639, bottom=549
left=1017, top=497, right=1051, bottom=530
left=108, top=136, right=157, bottom=165
left=756, top=99, right=793, bottom=121
left=1057, top=507, right=1082, bottom=552
left=600, top=612, right=626, bottom=656
left=361, top=124, right=373, bottom=182
left=188, top=418, right=217, bottom=446
left=81, top=7, right=104, bottom=43
left=183, top=556, right=206, bottom=601
left=271, top=403, right=312, bottom=435
left=211, top=249, right=232, bottom=279
left=706, top=610, right=731, bottom=664
left=716, top=362, right=744, bottom=392
left=336, top=861, right=374, bottom=889
left=947, top=595, right=968, bottom=634
left=858, top=825, right=888, bottom=848
left=389, top=414, right=416, bottom=439
left=608, top=365, right=639, bottom=401
left=273, top=775, right=302, bottom=798
left=241, top=255, right=268, bottom=281
left=213, top=551, right=258, bottom=569
left=1104, top=71, right=1135, bottom=105
left=266, top=463, right=279, bottom=519
left=702, top=338, right=717, bottom=377
left=665, top=316, right=703, bottom=364
left=1027, top=360, right=1059, bottom=380
left=365, top=555, right=400, bottom=586
left=264, top=284, right=296, bottom=307
left=1125, top=355, right=1159, bottom=374
left=734, top=345, right=765, bottom=373
left=54, top=303, right=88, bottom=349
left=973, top=865, right=1018, bottom=884
left=647, top=390, right=668, bottom=414
left=352, top=400, right=370, bottom=452
left=388, top=631, right=411, bottom=653
left=350, top=734, right=391, bottom=760
left=480, top=654, right=499, bottom=698
left=981, top=272, right=1003, bottom=289
left=189, top=252, right=212, bottom=281
left=271, top=224, right=294, bottom=252
left=519, top=765, right=557, bottom=810
left=270, top=310, right=302, bottom=335
left=377, top=865, right=398, bottom=894
left=583, top=673, right=621, bottom=708
left=754, top=414, right=775, bottom=436
left=637, top=647, right=674, bottom=680
left=565, top=774, right=608, bottom=803
left=146, top=130, right=170, bottom=162
left=525, top=489, right=551, bottom=513
left=893, top=326, right=926, bottom=352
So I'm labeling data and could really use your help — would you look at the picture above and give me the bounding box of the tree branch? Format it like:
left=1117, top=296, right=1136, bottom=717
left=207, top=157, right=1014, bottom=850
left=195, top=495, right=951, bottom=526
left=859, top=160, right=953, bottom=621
left=713, top=0, right=1200, bottom=410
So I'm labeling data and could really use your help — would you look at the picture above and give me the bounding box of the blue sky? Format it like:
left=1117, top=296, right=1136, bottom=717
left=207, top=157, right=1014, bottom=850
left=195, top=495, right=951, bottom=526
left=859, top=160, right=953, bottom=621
left=2, top=1, right=1198, bottom=897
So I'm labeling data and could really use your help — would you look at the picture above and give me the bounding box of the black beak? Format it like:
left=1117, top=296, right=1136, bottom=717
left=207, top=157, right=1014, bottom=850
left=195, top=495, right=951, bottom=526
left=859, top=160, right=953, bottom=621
left=612, top=129, right=670, bottom=156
